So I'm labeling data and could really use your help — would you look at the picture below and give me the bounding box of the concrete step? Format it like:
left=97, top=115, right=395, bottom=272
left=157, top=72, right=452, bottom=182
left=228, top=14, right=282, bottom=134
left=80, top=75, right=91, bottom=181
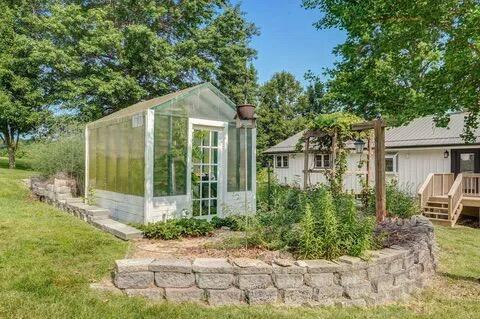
left=91, top=218, right=143, bottom=240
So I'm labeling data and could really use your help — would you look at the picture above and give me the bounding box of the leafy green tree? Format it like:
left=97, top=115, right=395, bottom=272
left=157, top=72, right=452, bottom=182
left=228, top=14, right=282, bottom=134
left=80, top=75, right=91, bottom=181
left=47, top=1, right=258, bottom=120
left=0, top=1, right=53, bottom=168
left=304, top=0, right=480, bottom=141
left=299, top=70, right=332, bottom=116
left=256, top=71, right=307, bottom=165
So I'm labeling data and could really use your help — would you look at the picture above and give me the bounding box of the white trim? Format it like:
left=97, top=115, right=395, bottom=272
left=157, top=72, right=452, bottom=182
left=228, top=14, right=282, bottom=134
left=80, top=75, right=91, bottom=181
left=84, top=127, right=89, bottom=204
left=275, top=154, right=289, bottom=168
left=143, top=109, right=155, bottom=223
left=385, top=153, right=398, bottom=173
left=188, top=118, right=228, bottom=219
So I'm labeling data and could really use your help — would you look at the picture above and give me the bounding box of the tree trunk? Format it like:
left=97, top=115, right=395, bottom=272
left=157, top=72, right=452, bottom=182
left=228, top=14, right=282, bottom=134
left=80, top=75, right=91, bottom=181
left=7, top=144, right=16, bottom=169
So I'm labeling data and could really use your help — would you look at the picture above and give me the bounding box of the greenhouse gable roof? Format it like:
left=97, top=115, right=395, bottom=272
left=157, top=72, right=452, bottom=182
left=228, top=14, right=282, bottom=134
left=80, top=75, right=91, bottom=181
left=87, top=82, right=235, bottom=126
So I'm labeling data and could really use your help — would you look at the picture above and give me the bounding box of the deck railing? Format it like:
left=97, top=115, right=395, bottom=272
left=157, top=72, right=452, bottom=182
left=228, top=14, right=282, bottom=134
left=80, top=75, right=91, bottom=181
left=462, top=173, right=480, bottom=197
left=417, top=173, right=454, bottom=208
left=448, top=174, right=463, bottom=221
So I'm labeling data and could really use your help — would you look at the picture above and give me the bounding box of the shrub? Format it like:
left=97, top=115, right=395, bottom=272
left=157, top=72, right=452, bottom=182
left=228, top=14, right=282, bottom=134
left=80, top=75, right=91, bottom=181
left=210, top=216, right=245, bottom=231
left=140, top=218, right=214, bottom=240
left=298, top=203, right=322, bottom=258
left=364, top=180, right=420, bottom=218
left=141, top=221, right=183, bottom=240
left=26, top=122, right=84, bottom=194
left=175, top=218, right=214, bottom=237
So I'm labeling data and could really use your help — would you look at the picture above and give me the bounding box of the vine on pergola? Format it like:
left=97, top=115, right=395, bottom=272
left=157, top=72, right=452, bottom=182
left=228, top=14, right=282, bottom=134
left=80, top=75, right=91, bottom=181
left=297, top=112, right=370, bottom=194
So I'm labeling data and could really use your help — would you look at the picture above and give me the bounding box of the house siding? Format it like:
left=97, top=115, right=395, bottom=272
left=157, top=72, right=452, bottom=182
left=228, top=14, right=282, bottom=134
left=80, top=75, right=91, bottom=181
left=272, top=149, right=451, bottom=195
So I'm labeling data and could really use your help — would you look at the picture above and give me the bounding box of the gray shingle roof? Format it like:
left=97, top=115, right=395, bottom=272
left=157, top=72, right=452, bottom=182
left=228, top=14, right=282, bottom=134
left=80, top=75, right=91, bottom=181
left=264, top=112, right=480, bottom=154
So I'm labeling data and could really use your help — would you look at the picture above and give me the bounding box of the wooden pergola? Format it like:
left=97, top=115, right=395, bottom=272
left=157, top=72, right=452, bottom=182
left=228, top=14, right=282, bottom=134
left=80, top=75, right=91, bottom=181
left=302, top=118, right=387, bottom=223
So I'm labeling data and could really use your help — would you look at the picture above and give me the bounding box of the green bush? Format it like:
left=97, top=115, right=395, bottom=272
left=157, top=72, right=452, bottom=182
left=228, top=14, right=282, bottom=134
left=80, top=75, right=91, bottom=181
left=26, top=122, right=84, bottom=194
left=210, top=216, right=245, bottom=231
left=255, top=182, right=375, bottom=259
left=175, top=218, right=214, bottom=237
left=141, top=221, right=183, bottom=240
left=140, top=218, right=214, bottom=240
left=364, top=180, right=420, bottom=218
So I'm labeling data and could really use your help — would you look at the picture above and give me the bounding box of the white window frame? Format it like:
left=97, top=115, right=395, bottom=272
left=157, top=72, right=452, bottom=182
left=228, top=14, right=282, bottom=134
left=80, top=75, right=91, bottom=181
left=275, top=154, right=289, bottom=168
left=385, top=153, right=398, bottom=173
left=314, top=153, right=331, bottom=169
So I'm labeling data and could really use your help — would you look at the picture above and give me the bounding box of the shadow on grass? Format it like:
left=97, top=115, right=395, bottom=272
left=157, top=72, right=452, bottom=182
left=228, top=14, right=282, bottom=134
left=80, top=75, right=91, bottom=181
left=0, top=157, right=32, bottom=171
left=439, top=272, right=480, bottom=283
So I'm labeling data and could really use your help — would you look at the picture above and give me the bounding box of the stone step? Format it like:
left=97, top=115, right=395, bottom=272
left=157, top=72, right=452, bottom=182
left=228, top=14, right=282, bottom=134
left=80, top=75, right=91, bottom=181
left=91, top=218, right=143, bottom=240
left=66, top=197, right=84, bottom=204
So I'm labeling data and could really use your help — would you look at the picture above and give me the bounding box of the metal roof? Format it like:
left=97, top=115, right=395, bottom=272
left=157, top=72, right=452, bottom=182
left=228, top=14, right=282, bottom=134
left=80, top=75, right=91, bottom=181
left=87, top=82, right=235, bottom=126
left=264, top=112, right=480, bottom=154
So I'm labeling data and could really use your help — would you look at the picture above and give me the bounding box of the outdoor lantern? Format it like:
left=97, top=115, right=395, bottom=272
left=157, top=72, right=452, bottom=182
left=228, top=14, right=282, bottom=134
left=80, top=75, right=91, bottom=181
left=444, top=150, right=450, bottom=158
left=354, top=139, right=366, bottom=154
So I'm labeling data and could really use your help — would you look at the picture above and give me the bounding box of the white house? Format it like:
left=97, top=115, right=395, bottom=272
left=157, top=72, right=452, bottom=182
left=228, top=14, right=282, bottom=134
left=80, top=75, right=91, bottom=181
left=264, top=112, right=480, bottom=226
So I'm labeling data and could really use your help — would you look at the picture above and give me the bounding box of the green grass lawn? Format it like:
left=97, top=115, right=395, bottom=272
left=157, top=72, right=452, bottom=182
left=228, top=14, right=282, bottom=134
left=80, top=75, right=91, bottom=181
left=0, top=163, right=479, bottom=318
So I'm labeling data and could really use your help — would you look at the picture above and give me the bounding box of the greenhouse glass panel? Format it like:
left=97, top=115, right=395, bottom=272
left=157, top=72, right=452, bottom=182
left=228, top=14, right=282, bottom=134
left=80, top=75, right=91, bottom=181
left=153, top=113, right=188, bottom=197
left=128, top=115, right=145, bottom=196
left=227, top=124, right=252, bottom=192
left=96, top=126, right=107, bottom=190
left=88, top=128, right=97, bottom=189
left=154, top=85, right=236, bottom=122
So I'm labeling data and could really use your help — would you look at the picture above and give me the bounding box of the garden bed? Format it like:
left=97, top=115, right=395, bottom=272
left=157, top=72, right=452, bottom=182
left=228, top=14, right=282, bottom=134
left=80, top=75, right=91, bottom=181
left=129, top=229, right=294, bottom=263
left=114, top=216, right=437, bottom=307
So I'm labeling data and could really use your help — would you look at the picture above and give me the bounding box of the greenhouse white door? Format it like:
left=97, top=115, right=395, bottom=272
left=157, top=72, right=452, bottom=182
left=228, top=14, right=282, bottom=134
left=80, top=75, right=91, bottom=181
left=190, top=122, right=225, bottom=218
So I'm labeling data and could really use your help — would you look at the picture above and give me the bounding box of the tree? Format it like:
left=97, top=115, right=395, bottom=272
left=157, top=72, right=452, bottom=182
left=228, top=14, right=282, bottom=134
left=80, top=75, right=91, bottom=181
left=299, top=70, right=332, bottom=117
left=47, top=1, right=258, bottom=120
left=0, top=1, right=52, bottom=168
left=256, top=71, right=307, bottom=165
left=303, top=0, right=480, bottom=141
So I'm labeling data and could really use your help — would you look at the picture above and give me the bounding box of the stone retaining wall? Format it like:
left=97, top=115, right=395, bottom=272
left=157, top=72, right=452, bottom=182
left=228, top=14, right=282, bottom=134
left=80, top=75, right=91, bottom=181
left=113, top=216, right=437, bottom=307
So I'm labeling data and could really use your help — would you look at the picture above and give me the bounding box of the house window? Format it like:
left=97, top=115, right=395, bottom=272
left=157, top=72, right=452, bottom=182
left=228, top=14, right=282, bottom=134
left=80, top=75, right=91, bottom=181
left=314, top=154, right=331, bottom=169
left=385, top=153, right=398, bottom=173
left=276, top=155, right=289, bottom=168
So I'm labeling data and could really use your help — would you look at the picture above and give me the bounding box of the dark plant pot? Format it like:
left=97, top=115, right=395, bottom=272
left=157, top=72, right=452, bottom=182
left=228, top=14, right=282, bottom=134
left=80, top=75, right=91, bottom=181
left=236, top=104, right=256, bottom=120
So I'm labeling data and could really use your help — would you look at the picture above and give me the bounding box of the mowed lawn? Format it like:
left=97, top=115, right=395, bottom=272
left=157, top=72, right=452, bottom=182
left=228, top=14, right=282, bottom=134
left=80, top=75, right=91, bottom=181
left=0, top=161, right=479, bottom=318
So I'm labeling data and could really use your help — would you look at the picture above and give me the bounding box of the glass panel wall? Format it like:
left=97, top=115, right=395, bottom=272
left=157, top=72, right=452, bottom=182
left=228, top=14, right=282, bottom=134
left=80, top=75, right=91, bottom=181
left=227, top=123, right=252, bottom=192
left=87, top=114, right=145, bottom=196
left=153, top=113, right=188, bottom=196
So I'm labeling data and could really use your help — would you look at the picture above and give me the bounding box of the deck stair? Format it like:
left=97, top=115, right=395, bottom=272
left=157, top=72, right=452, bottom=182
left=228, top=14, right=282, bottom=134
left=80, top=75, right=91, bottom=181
left=418, top=173, right=480, bottom=226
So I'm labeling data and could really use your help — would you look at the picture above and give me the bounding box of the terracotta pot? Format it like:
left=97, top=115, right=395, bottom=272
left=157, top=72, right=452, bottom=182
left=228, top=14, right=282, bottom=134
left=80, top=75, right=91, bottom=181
left=236, top=104, right=256, bottom=120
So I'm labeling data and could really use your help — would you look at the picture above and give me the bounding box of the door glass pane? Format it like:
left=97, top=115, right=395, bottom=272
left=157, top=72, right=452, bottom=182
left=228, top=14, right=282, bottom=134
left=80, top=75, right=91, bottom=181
left=192, top=128, right=220, bottom=217
left=460, top=153, right=475, bottom=173
left=201, top=200, right=210, bottom=216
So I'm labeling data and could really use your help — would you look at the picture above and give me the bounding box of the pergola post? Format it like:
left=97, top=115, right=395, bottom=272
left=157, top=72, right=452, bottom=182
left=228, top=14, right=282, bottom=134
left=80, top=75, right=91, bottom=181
left=351, top=118, right=387, bottom=223
left=303, top=135, right=310, bottom=190
left=374, top=120, right=386, bottom=222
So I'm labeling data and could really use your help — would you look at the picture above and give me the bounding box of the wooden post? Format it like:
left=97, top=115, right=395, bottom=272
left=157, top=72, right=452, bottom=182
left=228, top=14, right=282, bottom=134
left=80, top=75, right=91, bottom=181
left=374, top=119, right=386, bottom=222
left=366, top=137, right=372, bottom=188
left=331, top=130, right=337, bottom=175
left=303, top=136, right=310, bottom=189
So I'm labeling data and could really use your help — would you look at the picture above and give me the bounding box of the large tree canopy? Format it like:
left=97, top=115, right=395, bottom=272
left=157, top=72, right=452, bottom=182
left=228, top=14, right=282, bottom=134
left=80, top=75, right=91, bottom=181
left=256, top=71, right=308, bottom=164
left=304, top=0, right=480, bottom=141
left=0, top=1, right=53, bottom=168
left=46, top=0, right=258, bottom=120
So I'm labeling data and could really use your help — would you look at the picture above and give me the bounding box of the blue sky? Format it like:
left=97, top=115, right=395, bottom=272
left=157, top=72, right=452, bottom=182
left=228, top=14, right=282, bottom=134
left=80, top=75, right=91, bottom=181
left=233, top=0, right=346, bottom=86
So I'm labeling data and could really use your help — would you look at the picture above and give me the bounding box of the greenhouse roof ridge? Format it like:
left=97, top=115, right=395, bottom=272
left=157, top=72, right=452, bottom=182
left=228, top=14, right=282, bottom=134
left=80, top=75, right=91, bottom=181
left=87, top=82, right=236, bottom=126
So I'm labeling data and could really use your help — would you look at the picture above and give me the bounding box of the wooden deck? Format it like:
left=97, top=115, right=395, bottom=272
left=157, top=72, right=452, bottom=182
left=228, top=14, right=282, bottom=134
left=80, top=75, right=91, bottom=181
left=418, top=173, right=480, bottom=226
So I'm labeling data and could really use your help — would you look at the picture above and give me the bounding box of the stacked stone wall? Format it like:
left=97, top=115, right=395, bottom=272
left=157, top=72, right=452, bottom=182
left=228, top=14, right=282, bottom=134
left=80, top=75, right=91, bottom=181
left=113, top=216, right=437, bottom=307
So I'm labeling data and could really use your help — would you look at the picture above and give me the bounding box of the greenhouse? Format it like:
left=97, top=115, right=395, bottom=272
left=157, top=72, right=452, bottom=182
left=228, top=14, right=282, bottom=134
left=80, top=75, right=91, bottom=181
left=85, top=83, right=256, bottom=224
